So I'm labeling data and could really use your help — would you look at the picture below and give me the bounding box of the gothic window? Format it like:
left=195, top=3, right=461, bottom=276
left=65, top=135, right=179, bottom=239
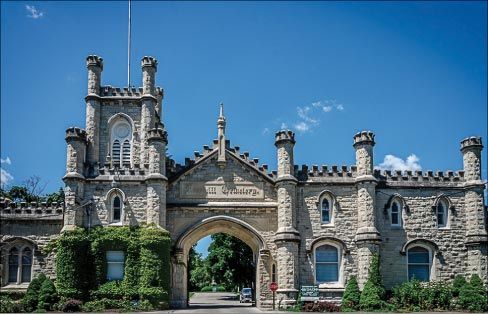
left=321, top=198, right=331, bottom=224
left=106, top=251, right=125, bottom=281
left=319, top=193, right=335, bottom=225
left=21, top=248, right=32, bottom=283
left=437, top=200, right=447, bottom=228
left=110, top=119, right=132, bottom=167
left=8, top=247, right=19, bottom=283
left=315, top=244, right=340, bottom=283
left=112, top=195, right=122, bottom=222
left=407, top=246, right=431, bottom=281
left=7, top=245, right=33, bottom=284
left=391, top=201, right=402, bottom=227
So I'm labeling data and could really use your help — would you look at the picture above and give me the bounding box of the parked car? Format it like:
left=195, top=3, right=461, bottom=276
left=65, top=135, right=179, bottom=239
left=240, top=287, right=253, bottom=303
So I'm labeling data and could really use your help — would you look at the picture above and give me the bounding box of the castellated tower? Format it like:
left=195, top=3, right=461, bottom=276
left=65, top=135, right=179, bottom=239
left=274, top=130, right=300, bottom=304
left=461, top=137, right=488, bottom=282
left=353, top=131, right=381, bottom=288
left=62, top=55, right=167, bottom=231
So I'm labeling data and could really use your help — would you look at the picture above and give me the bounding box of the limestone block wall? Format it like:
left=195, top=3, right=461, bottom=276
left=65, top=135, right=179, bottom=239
left=1, top=220, right=62, bottom=285
left=98, top=101, right=142, bottom=166
left=377, top=187, right=468, bottom=288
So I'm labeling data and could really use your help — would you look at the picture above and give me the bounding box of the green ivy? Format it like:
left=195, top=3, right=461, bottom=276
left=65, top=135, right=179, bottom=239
left=342, top=276, right=361, bottom=311
left=55, top=225, right=171, bottom=310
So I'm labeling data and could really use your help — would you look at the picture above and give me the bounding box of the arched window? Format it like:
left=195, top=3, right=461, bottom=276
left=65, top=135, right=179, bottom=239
left=391, top=201, right=402, bottom=227
left=112, top=196, right=122, bottom=222
left=408, top=246, right=431, bottom=281
left=21, top=248, right=32, bottom=283
left=110, top=119, right=132, bottom=167
left=315, top=244, right=339, bottom=283
left=8, top=247, right=19, bottom=283
left=321, top=198, right=331, bottom=224
left=437, top=200, right=447, bottom=228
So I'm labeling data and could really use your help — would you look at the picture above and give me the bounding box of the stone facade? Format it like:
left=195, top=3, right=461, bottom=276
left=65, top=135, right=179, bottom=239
left=1, top=55, right=487, bottom=310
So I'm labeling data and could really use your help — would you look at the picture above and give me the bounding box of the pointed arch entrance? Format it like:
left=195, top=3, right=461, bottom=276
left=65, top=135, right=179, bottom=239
left=171, top=215, right=271, bottom=308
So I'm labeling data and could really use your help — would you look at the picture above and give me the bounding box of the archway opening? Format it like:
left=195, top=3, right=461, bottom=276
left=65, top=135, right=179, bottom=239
left=172, top=215, right=269, bottom=309
left=187, top=233, right=256, bottom=309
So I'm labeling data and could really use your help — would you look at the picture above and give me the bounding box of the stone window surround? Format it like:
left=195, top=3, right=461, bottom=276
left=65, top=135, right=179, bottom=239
left=2, top=240, right=34, bottom=286
left=108, top=113, right=134, bottom=168
left=317, top=190, right=338, bottom=227
left=312, top=240, right=345, bottom=289
left=390, top=199, right=403, bottom=228
left=406, top=244, right=434, bottom=282
left=435, top=198, right=449, bottom=229
left=106, top=188, right=126, bottom=225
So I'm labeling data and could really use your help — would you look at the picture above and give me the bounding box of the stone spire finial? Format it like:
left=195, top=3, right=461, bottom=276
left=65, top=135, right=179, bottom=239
left=217, top=103, right=226, bottom=168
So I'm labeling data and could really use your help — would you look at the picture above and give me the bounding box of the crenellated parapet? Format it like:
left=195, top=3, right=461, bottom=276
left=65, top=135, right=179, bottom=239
left=275, top=130, right=295, bottom=145
left=460, top=136, right=483, bottom=183
left=0, top=200, right=63, bottom=220
left=148, top=127, right=168, bottom=144
left=353, top=130, right=375, bottom=147
left=65, top=127, right=87, bottom=142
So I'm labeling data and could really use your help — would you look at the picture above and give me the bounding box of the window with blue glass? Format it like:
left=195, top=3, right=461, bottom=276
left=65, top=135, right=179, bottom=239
left=408, top=246, right=430, bottom=281
left=437, top=201, right=447, bottom=228
left=391, top=201, right=402, bottom=227
left=106, top=251, right=125, bottom=281
left=315, top=245, right=339, bottom=283
left=321, top=198, right=331, bottom=224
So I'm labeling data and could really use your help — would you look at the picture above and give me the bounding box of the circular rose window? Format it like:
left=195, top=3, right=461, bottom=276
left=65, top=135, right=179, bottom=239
left=114, top=123, right=130, bottom=138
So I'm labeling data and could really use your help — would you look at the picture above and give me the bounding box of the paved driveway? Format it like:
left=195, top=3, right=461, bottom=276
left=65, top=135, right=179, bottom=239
left=169, top=292, right=262, bottom=313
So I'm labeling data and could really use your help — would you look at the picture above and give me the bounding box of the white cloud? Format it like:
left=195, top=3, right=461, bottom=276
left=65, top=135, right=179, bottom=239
left=375, top=154, right=422, bottom=172
left=262, top=127, right=270, bottom=135
left=1, top=168, right=14, bottom=187
left=1, top=157, right=11, bottom=165
left=294, top=121, right=311, bottom=133
left=26, top=5, right=44, bottom=19
left=336, top=104, right=344, bottom=111
left=280, top=122, right=288, bottom=129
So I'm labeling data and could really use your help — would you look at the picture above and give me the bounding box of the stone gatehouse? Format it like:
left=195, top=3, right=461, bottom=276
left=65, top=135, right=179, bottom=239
left=1, top=55, right=487, bottom=309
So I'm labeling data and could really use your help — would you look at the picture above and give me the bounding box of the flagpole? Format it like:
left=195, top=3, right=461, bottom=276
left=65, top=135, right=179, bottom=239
left=127, top=0, right=131, bottom=87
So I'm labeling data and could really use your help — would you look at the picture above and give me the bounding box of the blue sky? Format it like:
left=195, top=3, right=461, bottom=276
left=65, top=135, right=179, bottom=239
left=1, top=2, right=487, bottom=255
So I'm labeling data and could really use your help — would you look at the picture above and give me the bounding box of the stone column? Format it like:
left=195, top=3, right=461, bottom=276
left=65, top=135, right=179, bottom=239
left=353, top=131, right=381, bottom=288
left=140, top=56, right=158, bottom=165
left=146, top=128, right=168, bottom=228
left=171, top=249, right=188, bottom=308
left=461, top=137, right=488, bottom=283
left=85, top=55, right=103, bottom=175
left=62, top=127, right=87, bottom=231
left=274, top=130, right=300, bottom=306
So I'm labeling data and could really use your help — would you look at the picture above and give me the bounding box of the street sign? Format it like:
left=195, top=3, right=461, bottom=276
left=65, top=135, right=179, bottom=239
left=270, top=282, right=278, bottom=291
left=300, top=285, right=319, bottom=301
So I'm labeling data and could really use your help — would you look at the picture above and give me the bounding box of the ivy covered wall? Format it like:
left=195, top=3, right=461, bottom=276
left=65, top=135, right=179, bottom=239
left=53, top=226, right=171, bottom=309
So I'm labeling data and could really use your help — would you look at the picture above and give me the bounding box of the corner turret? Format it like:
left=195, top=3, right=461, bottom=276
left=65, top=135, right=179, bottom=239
left=86, top=55, right=103, bottom=96
left=142, top=56, right=158, bottom=96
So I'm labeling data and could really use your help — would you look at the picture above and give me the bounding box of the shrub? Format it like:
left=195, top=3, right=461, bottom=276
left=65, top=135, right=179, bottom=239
left=341, top=276, right=360, bottom=311
left=91, top=280, right=125, bottom=299
left=61, top=299, right=82, bottom=312
left=359, top=254, right=386, bottom=310
left=0, top=295, right=23, bottom=313
left=37, top=276, right=59, bottom=311
left=216, top=285, right=226, bottom=292
left=81, top=300, right=106, bottom=312
left=452, top=274, right=467, bottom=297
left=22, top=273, right=47, bottom=312
left=418, top=281, right=452, bottom=310
left=201, top=286, right=213, bottom=292
left=459, top=274, right=488, bottom=312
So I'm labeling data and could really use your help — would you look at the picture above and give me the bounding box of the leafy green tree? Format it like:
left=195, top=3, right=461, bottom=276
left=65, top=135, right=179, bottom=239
left=459, top=274, right=488, bottom=312
left=206, top=233, right=254, bottom=291
left=188, top=247, right=211, bottom=291
left=359, top=253, right=386, bottom=310
left=342, top=276, right=361, bottom=311
left=452, top=274, right=467, bottom=297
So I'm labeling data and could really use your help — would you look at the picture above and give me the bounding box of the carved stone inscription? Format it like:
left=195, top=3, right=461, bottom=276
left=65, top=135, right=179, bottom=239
left=180, top=181, right=264, bottom=199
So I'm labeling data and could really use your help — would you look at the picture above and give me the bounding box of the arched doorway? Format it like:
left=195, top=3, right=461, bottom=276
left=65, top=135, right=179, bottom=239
left=171, top=215, right=271, bottom=308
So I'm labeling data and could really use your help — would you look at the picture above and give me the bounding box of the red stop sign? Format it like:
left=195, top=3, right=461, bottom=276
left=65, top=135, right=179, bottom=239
left=270, top=282, right=278, bottom=291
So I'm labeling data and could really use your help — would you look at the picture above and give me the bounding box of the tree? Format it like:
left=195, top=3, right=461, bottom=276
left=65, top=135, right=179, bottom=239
left=188, top=246, right=211, bottom=291
left=359, top=253, right=386, bottom=310
left=459, top=274, right=488, bottom=312
left=22, top=273, right=47, bottom=312
left=206, top=233, right=255, bottom=291
left=37, top=276, right=58, bottom=311
left=342, top=276, right=361, bottom=311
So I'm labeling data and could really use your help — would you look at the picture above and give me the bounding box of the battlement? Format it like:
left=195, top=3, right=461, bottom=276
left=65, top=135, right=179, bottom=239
left=353, top=131, right=375, bottom=146
left=148, top=127, right=168, bottom=143
left=86, top=55, right=103, bottom=69
left=99, top=85, right=164, bottom=98
left=275, top=130, right=296, bottom=145
left=461, top=136, right=483, bottom=151
left=0, top=199, right=63, bottom=220
left=374, top=169, right=465, bottom=183
left=295, top=164, right=357, bottom=181
left=141, top=56, right=158, bottom=69
left=65, top=127, right=87, bottom=142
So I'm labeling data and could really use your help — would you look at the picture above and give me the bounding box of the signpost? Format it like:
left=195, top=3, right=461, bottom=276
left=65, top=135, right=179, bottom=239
left=270, top=282, right=278, bottom=310
left=300, top=285, right=319, bottom=301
